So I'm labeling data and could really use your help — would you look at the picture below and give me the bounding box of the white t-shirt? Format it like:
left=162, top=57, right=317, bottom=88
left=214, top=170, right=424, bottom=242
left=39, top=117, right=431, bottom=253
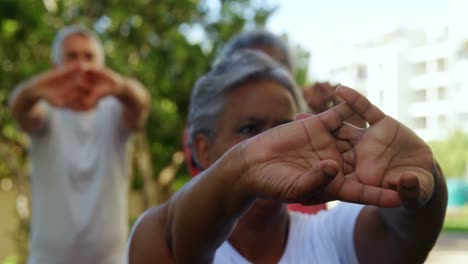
left=214, top=203, right=364, bottom=264
left=28, top=98, right=131, bottom=264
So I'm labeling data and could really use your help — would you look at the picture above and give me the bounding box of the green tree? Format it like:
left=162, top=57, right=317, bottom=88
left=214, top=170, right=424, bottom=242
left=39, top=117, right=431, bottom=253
left=429, top=130, right=468, bottom=177
left=1, top=0, right=297, bottom=261
left=290, top=41, right=311, bottom=87
left=0, top=0, right=277, bottom=192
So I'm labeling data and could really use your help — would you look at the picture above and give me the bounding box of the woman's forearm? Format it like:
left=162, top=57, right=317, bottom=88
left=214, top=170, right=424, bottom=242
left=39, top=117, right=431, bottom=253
left=167, top=144, right=255, bottom=263
left=378, top=162, right=447, bottom=263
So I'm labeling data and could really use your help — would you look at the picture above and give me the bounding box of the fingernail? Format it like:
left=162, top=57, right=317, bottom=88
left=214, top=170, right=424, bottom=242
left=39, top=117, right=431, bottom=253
left=295, top=113, right=312, bottom=120
left=324, top=164, right=338, bottom=177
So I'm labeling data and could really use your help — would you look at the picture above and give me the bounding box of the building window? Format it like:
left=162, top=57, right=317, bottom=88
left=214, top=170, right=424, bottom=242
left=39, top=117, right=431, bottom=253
left=437, top=86, right=447, bottom=100
left=379, top=90, right=384, bottom=106
left=458, top=42, right=468, bottom=59
left=459, top=113, right=468, bottom=123
left=437, top=58, right=446, bottom=72
left=413, top=62, right=426, bottom=75
left=438, top=115, right=447, bottom=126
left=357, top=65, right=367, bottom=80
left=413, top=89, right=427, bottom=102
left=413, top=117, right=427, bottom=129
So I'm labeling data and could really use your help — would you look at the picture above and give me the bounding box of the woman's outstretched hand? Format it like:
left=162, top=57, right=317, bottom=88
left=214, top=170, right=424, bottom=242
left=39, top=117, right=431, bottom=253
left=236, top=86, right=435, bottom=208
left=332, top=85, right=435, bottom=209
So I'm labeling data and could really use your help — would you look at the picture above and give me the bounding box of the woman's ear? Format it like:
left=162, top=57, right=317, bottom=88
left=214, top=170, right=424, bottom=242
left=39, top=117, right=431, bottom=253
left=193, top=133, right=211, bottom=170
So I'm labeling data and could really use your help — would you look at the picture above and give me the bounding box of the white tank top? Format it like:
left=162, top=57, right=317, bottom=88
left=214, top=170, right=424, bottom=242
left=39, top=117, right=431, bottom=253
left=214, top=203, right=363, bottom=264
left=28, top=98, right=131, bottom=264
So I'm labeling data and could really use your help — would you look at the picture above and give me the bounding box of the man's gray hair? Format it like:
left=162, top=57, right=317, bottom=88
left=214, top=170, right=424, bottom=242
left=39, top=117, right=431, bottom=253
left=51, top=25, right=104, bottom=65
left=188, top=50, right=305, bottom=168
left=216, top=29, right=293, bottom=72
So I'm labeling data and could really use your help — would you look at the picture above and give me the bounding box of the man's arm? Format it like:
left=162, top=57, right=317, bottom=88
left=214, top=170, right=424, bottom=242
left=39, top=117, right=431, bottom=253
left=9, top=66, right=81, bottom=133
left=9, top=79, right=49, bottom=133
left=115, top=77, right=150, bottom=131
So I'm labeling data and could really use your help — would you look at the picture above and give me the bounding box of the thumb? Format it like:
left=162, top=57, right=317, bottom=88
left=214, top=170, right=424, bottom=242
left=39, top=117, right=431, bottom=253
left=291, top=160, right=339, bottom=203
left=398, top=172, right=424, bottom=209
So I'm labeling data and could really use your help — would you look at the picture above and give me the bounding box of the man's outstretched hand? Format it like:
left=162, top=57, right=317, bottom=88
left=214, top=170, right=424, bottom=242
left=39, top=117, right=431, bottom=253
left=32, top=64, right=125, bottom=111
left=303, top=82, right=366, bottom=128
left=77, top=66, right=125, bottom=110
left=303, top=82, right=336, bottom=114
left=32, top=65, right=86, bottom=110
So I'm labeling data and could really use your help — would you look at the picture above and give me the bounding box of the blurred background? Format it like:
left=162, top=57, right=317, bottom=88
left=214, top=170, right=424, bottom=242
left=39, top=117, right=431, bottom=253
left=1, top=0, right=467, bottom=263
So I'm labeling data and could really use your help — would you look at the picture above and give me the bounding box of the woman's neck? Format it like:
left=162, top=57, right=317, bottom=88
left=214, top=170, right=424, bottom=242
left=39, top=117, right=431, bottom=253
left=228, top=201, right=290, bottom=264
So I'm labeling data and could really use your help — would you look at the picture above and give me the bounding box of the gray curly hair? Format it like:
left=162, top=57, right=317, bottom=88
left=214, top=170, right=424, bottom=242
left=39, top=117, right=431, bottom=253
left=188, top=50, right=305, bottom=168
left=215, top=29, right=293, bottom=72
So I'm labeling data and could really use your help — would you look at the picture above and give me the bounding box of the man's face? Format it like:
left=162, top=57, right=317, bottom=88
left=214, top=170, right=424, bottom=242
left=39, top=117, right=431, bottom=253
left=58, top=34, right=103, bottom=68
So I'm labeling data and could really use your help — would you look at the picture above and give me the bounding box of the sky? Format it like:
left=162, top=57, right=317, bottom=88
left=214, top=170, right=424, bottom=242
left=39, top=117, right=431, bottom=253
left=266, top=0, right=450, bottom=80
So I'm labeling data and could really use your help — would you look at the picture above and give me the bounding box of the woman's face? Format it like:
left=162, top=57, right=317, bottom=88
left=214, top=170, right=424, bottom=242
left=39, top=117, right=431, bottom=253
left=204, top=78, right=297, bottom=166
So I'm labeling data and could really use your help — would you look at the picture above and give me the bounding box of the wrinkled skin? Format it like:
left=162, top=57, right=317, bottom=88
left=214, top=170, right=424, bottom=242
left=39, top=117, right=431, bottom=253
left=239, top=85, right=434, bottom=209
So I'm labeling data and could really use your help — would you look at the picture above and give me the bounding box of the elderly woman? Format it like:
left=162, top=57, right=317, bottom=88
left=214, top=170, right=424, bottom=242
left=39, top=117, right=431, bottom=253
left=184, top=29, right=294, bottom=177
left=184, top=29, right=327, bottom=214
left=129, top=50, right=447, bottom=264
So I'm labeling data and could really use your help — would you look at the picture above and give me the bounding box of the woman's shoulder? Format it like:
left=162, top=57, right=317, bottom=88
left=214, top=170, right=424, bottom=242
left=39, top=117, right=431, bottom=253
left=127, top=203, right=175, bottom=263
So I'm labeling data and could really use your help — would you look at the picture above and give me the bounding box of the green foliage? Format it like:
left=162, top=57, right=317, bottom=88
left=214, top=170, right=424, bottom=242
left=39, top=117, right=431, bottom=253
left=429, top=131, right=468, bottom=177
left=290, top=42, right=311, bottom=87
left=0, top=0, right=279, bottom=177
left=443, top=205, right=468, bottom=232
left=0, top=1, right=315, bottom=260
left=0, top=0, right=291, bottom=260
left=2, top=255, right=20, bottom=264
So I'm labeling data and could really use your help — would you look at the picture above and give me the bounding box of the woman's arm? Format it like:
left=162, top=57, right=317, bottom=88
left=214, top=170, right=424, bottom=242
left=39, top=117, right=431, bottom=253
left=128, top=102, right=360, bottom=263
left=355, top=163, right=446, bottom=264
left=333, top=86, right=448, bottom=264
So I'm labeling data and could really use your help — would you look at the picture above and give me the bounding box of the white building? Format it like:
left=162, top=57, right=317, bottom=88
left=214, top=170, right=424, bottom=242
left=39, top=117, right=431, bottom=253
left=326, top=2, right=468, bottom=141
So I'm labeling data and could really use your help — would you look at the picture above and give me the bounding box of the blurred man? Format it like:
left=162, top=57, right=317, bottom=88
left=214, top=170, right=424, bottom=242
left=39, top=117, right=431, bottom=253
left=9, top=25, right=150, bottom=264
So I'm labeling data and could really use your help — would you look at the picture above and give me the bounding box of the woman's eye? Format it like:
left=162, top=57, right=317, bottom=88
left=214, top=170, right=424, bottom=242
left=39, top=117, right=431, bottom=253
left=238, top=125, right=260, bottom=136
